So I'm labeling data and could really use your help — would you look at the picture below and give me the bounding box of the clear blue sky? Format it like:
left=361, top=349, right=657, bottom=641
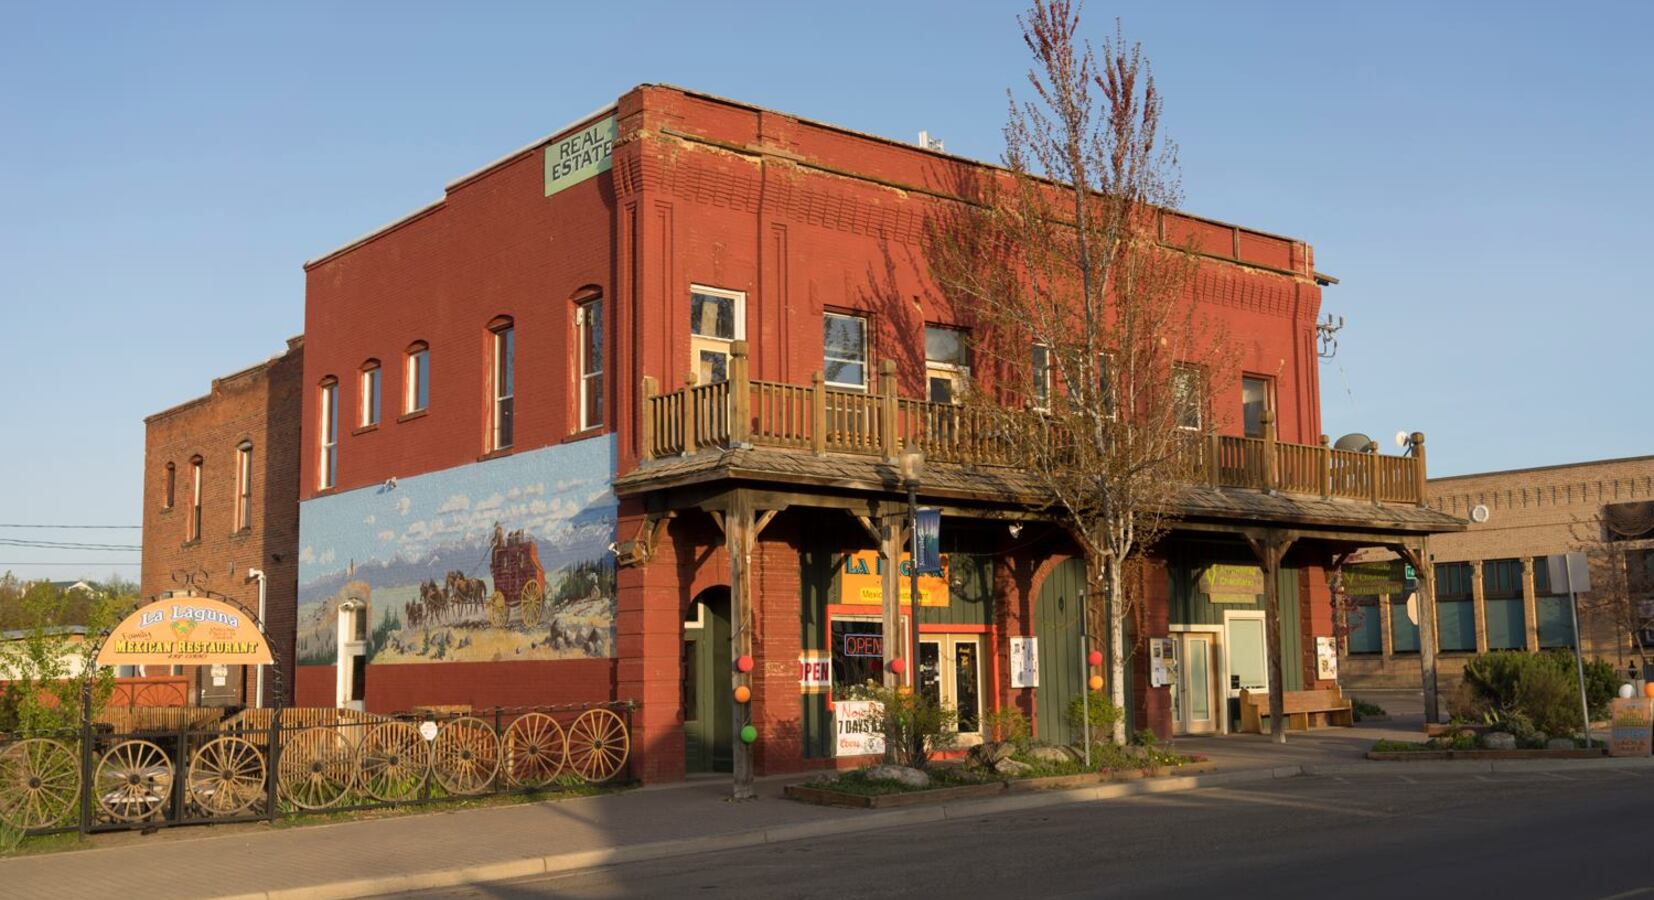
left=2, top=1, right=1649, bottom=582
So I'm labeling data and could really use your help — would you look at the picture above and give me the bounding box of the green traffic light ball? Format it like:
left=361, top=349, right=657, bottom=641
left=740, top=724, right=758, bottom=744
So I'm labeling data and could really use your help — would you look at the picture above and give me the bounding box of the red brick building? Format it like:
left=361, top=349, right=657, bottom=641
left=141, top=337, right=303, bottom=706
left=290, top=84, right=1459, bottom=783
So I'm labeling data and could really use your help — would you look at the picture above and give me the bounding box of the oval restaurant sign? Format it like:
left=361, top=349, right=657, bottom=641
left=95, top=596, right=273, bottom=668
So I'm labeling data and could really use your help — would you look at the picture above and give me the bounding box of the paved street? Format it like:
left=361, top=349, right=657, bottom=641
left=409, top=769, right=1654, bottom=899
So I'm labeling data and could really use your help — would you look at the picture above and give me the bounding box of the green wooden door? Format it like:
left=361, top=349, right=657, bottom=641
left=1035, top=559, right=1086, bottom=746
left=684, top=591, right=732, bottom=773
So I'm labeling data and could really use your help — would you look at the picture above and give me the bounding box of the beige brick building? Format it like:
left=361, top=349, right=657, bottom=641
left=1341, top=455, right=1654, bottom=691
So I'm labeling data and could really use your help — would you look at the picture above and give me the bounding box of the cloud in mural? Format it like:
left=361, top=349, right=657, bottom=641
left=378, top=530, right=395, bottom=542
left=437, top=494, right=470, bottom=514
left=300, top=546, right=315, bottom=564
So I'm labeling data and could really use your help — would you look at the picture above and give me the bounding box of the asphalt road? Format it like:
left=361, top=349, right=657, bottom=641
left=400, top=768, right=1654, bottom=899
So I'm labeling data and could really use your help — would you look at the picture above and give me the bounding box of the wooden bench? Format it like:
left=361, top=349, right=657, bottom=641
left=1238, top=687, right=1354, bottom=733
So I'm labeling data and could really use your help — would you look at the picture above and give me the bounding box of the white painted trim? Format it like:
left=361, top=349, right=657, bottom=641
left=689, top=285, right=747, bottom=341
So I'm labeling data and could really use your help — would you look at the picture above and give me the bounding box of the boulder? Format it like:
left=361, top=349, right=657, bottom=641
left=865, top=765, right=929, bottom=788
left=971, top=741, right=1015, bottom=765
left=1481, top=731, right=1518, bottom=751
left=1456, top=728, right=1480, bottom=740
left=1546, top=737, right=1578, bottom=751
left=993, top=757, right=1034, bottom=777
left=1026, top=745, right=1078, bottom=765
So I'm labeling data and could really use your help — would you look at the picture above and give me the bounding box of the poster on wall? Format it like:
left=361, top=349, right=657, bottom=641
left=839, top=551, right=949, bottom=607
left=799, top=651, right=830, bottom=694
left=295, top=436, right=618, bottom=668
left=1315, top=636, right=1339, bottom=681
left=1149, top=638, right=1174, bottom=687
left=835, top=699, right=886, bottom=757
left=1010, top=636, right=1038, bottom=688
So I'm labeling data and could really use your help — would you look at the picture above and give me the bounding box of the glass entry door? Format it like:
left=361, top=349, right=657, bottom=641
left=1172, top=634, right=1217, bottom=735
left=918, top=636, right=983, bottom=738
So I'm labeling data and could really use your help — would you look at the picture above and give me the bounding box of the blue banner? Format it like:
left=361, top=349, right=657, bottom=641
left=913, top=508, right=942, bottom=575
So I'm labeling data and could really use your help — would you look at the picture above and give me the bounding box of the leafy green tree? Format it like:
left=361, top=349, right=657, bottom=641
left=0, top=574, right=127, bottom=734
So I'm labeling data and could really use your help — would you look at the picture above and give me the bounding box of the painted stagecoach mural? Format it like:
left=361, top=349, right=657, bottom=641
left=296, top=437, right=617, bottom=666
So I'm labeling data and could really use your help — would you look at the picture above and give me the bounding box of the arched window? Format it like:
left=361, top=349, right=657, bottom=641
left=575, top=288, right=604, bottom=430
left=488, top=318, right=514, bottom=451
left=187, top=455, right=204, bottom=542
left=319, top=376, right=339, bottom=489
left=235, top=441, right=254, bottom=531
left=360, top=359, right=382, bottom=427
left=405, top=341, right=429, bottom=414
left=163, top=462, right=176, bottom=510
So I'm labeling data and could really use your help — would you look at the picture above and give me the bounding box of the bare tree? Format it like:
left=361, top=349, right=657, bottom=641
left=925, top=1, right=1230, bottom=743
left=1572, top=524, right=1654, bottom=675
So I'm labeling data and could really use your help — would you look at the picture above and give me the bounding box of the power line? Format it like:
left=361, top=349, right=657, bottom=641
left=0, top=538, right=141, bottom=552
left=0, top=523, right=141, bottom=530
left=0, top=561, right=140, bottom=567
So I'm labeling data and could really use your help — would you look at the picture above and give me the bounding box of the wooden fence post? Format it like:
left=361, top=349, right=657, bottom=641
left=1318, top=434, right=1331, bottom=499
left=729, top=340, right=751, bottom=444
left=1411, top=432, right=1428, bottom=507
left=1207, top=430, right=1222, bottom=486
left=1367, top=440, right=1381, bottom=504
left=681, top=373, right=698, bottom=455
left=811, top=371, right=827, bottom=456
left=879, top=360, right=899, bottom=460
left=641, top=376, right=658, bottom=460
left=1261, top=410, right=1277, bottom=493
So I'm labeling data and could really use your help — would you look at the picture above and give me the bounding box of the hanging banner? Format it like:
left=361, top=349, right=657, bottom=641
left=96, top=596, right=273, bottom=668
left=1200, top=564, right=1264, bottom=604
left=840, top=551, right=949, bottom=607
left=1340, top=561, right=1406, bottom=596
left=913, top=508, right=942, bottom=574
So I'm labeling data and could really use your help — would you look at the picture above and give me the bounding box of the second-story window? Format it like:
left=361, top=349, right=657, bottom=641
left=491, top=321, right=515, bottom=451
left=405, top=342, right=430, bottom=414
left=690, top=286, right=743, bottom=384
left=361, top=360, right=381, bottom=427
left=1242, top=375, right=1272, bottom=438
left=824, top=313, right=868, bottom=390
left=924, top=325, right=969, bottom=405
left=1172, top=365, right=1202, bottom=431
left=1031, top=343, right=1051, bottom=411
left=578, top=296, right=604, bottom=430
left=319, top=378, right=339, bottom=489
left=188, top=456, right=203, bottom=542
left=235, top=441, right=253, bottom=532
left=163, top=462, right=176, bottom=510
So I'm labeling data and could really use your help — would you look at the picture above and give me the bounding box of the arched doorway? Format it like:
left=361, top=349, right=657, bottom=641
left=1034, top=558, right=1086, bottom=746
left=683, top=587, right=732, bottom=773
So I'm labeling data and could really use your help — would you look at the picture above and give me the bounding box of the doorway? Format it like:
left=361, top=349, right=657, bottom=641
left=1223, top=610, right=1268, bottom=731
left=918, top=635, right=984, bottom=739
left=1034, top=558, right=1086, bottom=746
left=1170, top=632, right=1219, bottom=735
left=684, top=588, right=733, bottom=773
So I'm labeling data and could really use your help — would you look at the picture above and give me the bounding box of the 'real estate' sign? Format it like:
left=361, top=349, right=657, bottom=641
left=544, top=115, right=617, bottom=197
left=95, top=596, right=273, bottom=668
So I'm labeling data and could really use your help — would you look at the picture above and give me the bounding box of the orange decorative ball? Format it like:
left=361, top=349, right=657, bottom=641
left=734, top=685, right=752, bottom=704
left=1087, top=650, right=1104, bottom=667
left=888, top=658, right=906, bottom=675
left=736, top=655, right=754, bottom=673
left=1645, top=682, right=1654, bottom=699
left=1088, top=674, right=1105, bottom=691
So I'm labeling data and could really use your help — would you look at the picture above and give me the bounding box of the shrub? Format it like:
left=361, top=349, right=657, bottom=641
left=1460, top=649, right=1616, bottom=737
left=846, top=681, right=958, bottom=771
left=981, top=706, right=1031, bottom=748
left=1065, top=690, right=1123, bottom=743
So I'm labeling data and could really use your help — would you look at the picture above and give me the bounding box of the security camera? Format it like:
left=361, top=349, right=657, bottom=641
left=1008, top=523, right=1023, bottom=539
left=606, top=541, right=619, bottom=555
left=384, top=477, right=398, bottom=490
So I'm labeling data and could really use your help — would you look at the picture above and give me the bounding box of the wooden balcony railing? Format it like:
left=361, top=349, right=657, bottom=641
left=640, top=341, right=1429, bottom=506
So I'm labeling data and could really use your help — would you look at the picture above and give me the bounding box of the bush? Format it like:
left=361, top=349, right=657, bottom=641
left=846, top=681, right=958, bottom=771
left=1065, top=690, right=1122, bottom=743
left=981, top=706, right=1030, bottom=748
left=1460, top=650, right=1617, bottom=737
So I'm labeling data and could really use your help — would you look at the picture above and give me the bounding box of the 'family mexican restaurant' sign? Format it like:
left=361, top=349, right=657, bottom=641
left=840, top=550, right=949, bottom=607
left=95, top=596, right=273, bottom=668
left=1200, top=564, right=1264, bottom=604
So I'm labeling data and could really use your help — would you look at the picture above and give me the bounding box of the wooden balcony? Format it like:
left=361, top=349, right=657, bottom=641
left=639, top=342, right=1428, bottom=508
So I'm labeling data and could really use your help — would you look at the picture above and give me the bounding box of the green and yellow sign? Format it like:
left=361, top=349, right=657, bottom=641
left=544, top=115, right=616, bottom=197
left=1201, top=564, right=1264, bottom=604
left=1340, top=561, right=1407, bottom=596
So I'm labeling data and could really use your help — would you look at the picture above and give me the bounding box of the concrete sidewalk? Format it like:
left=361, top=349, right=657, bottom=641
left=0, top=720, right=1577, bottom=900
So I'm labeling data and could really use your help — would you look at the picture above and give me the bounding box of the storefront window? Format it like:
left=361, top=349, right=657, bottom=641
left=1346, top=596, right=1383, bottom=654
left=831, top=619, right=885, bottom=700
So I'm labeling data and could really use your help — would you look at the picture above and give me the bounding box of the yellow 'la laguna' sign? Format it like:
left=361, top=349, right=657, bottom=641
left=96, top=596, right=273, bottom=668
left=840, top=551, right=949, bottom=607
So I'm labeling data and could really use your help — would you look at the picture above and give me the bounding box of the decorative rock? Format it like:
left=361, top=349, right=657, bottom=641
left=993, top=757, right=1033, bottom=777
left=865, top=765, right=929, bottom=788
left=1026, top=745, right=1077, bottom=764
left=1456, top=728, right=1479, bottom=740
left=971, top=741, right=1015, bottom=765
left=1481, top=731, right=1518, bottom=751
left=1546, top=737, right=1577, bottom=751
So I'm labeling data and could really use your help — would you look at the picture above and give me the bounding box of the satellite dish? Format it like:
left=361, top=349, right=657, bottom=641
left=1395, top=431, right=1409, bottom=450
left=1470, top=504, right=1490, bottom=524
left=1333, top=433, right=1373, bottom=453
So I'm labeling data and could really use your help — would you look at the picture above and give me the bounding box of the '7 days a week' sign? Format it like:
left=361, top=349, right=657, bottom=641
left=544, top=116, right=617, bottom=197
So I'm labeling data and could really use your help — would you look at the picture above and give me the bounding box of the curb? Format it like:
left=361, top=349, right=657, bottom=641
left=217, top=765, right=1305, bottom=900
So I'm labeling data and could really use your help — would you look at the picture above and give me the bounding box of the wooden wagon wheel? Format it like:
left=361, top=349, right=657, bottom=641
left=519, top=581, right=545, bottom=628
left=503, top=713, right=566, bottom=787
left=94, top=739, right=173, bottom=823
left=359, top=721, right=430, bottom=802
left=0, top=738, right=80, bottom=831
left=278, top=728, right=356, bottom=810
left=430, top=717, right=500, bottom=795
left=188, top=736, right=266, bottom=817
left=566, top=708, right=629, bottom=783
left=486, top=590, right=509, bottom=628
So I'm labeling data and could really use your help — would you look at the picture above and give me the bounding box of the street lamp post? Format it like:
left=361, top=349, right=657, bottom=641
left=899, top=447, right=925, bottom=767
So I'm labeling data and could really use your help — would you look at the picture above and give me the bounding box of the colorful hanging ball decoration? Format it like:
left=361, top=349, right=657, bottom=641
left=734, top=685, right=752, bottom=704
left=736, top=655, right=755, bottom=673
left=1087, top=650, right=1104, bottom=667
left=1620, top=683, right=1637, bottom=699
left=740, top=724, right=758, bottom=744
left=1645, top=682, right=1654, bottom=699
left=888, top=658, right=906, bottom=675
left=1088, top=674, right=1105, bottom=691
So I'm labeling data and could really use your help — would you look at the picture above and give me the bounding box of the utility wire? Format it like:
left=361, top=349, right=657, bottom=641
left=0, top=561, right=140, bottom=567
left=0, top=523, right=141, bottom=529
left=0, top=538, right=141, bottom=552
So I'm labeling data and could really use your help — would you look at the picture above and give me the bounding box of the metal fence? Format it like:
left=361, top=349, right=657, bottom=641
left=0, top=702, right=634, bottom=836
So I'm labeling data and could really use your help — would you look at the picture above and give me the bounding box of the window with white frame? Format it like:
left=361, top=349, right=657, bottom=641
left=491, top=321, right=515, bottom=450
left=1172, top=365, right=1202, bottom=431
left=824, top=313, right=869, bottom=390
left=578, top=296, right=604, bottom=430
left=689, top=286, right=743, bottom=384
left=319, top=378, right=339, bottom=489
left=924, top=325, right=969, bottom=404
left=163, top=462, right=176, bottom=510
left=405, top=342, right=429, bottom=414
left=1031, top=343, right=1051, bottom=411
left=361, top=360, right=381, bottom=427
left=235, top=441, right=253, bottom=532
left=188, top=456, right=203, bottom=542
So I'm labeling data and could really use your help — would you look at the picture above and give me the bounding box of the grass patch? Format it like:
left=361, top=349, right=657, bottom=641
left=1351, top=699, right=1387, bottom=721
left=1371, top=739, right=1431, bottom=752
left=814, top=765, right=990, bottom=796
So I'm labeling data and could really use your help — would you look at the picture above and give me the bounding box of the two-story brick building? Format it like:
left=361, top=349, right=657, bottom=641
left=286, top=84, right=1459, bottom=783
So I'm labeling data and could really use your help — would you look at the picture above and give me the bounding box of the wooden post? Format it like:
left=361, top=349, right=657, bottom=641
left=729, top=340, right=751, bottom=444
left=1207, top=430, right=1222, bottom=487
left=1367, top=440, right=1381, bottom=504
left=878, top=359, right=898, bottom=460
left=880, top=512, right=903, bottom=697
left=1410, top=432, right=1428, bottom=507
left=1379, top=589, right=1395, bottom=659
left=1261, top=410, right=1277, bottom=493
left=1399, top=541, right=1440, bottom=725
left=726, top=490, right=756, bottom=800
left=680, top=373, right=698, bottom=455
left=811, top=371, right=827, bottom=456
left=1318, top=434, right=1331, bottom=499
left=1247, top=532, right=1294, bottom=744
left=640, top=376, right=658, bottom=461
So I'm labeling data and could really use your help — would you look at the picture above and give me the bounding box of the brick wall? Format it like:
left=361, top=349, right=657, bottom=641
left=141, top=338, right=303, bottom=704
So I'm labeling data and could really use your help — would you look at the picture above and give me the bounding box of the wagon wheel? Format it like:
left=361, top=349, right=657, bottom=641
left=431, top=717, right=500, bottom=795
left=520, top=581, right=545, bottom=628
left=359, top=722, right=430, bottom=802
left=278, top=728, right=356, bottom=810
left=188, top=736, right=266, bottom=817
left=504, top=713, right=566, bottom=787
left=94, top=739, right=173, bottom=823
left=0, top=738, right=80, bottom=831
left=566, top=709, right=629, bottom=783
left=486, top=590, right=509, bottom=628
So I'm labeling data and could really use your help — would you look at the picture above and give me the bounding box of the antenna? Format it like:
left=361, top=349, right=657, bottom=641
left=1316, top=314, right=1344, bottom=359
left=918, top=131, right=945, bottom=152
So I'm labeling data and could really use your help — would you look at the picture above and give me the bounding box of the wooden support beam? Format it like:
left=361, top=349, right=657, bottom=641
left=726, top=490, right=756, bottom=800
left=1244, top=529, right=1296, bottom=745
left=851, top=514, right=882, bottom=548
left=880, top=513, right=903, bottom=698
left=1393, top=539, right=1439, bottom=725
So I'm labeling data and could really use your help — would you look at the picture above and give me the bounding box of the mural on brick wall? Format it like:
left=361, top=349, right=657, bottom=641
left=295, top=437, right=617, bottom=666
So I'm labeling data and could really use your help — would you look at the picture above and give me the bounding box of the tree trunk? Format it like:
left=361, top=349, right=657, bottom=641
left=1107, top=559, right=1128, bottom=745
